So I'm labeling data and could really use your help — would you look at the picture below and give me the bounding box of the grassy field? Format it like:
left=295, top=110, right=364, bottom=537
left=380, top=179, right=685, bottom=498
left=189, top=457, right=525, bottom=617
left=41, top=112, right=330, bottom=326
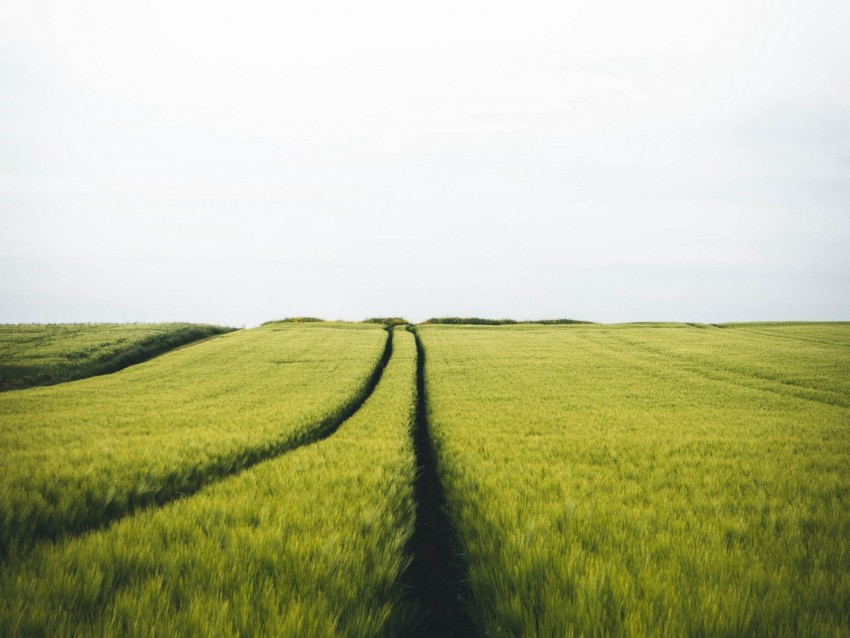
left=1, top=319, right=847, bottom=636
left=0, top=323, right=233, bottom=392
left=0, top=322, right=388, bottom=559
left=0, top=327, right=417, bottom=637
left=417, top=322, right=850, bottom=636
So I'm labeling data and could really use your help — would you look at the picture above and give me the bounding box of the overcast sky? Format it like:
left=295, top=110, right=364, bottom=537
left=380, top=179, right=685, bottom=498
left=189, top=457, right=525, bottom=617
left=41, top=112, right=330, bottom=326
left=1, top=1, right=848, bottom=326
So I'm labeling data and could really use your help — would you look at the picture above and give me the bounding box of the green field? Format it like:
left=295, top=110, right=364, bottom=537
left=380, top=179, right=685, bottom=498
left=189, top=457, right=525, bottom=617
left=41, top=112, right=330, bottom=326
left=1, top=320, right=848, bottom=636
left=0, top=322, right=388, bottom=559
left=418, top=322, right=850, bottom=636
left=1, top=327, right=416, bottom=636
left=0, top=323, right=233, bottom=392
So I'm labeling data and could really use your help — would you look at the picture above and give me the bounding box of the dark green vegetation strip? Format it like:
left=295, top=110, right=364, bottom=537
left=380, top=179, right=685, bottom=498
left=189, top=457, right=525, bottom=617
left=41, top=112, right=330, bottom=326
left=1, top=328, right=418, bottom=636
left=261, top=316, right=326, bottom=324
left=423, top=317, right=592, bottom=325
left=365, top=317, right=411, bottom=326
left=0, top=323, right=234, bottom=392
left=0, top=323, right=390, bottom=560
left=405, top=327, right=476, bottom=637
left=263, top=317, right=413, bottom=326
left=418, top=322, right=850, bottom=637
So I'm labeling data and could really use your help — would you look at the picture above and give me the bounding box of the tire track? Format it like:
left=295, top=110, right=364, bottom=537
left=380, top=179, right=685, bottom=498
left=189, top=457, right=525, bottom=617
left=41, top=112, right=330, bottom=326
left=405, top=327, right=477, bottom=637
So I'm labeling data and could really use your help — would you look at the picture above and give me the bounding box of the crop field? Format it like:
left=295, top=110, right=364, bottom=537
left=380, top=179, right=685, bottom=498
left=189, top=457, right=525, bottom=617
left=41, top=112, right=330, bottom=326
left=0, top=322, right=387, bottom=559
left=1, top=327, right=417, bottom=636
left=418, top=322, right=850, bottom=636
left=0, top=323, right=232, bottom=392
left=0, top=320, right=848, bottom=637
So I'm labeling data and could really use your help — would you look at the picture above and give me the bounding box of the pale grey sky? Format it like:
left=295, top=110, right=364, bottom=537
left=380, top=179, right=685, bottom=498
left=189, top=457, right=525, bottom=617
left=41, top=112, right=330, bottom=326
left=1, top=0, right=849, bottom=326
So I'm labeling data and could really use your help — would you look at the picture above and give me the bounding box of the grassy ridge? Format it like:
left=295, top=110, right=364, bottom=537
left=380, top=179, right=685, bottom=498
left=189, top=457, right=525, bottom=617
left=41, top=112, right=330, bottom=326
left=0, top=323, right=234, bottom=392
left=418, top=323, right=850, bottom=636
left=0, top=322, right=387, bottom=559
left=0, top=327, right=418, bottom=637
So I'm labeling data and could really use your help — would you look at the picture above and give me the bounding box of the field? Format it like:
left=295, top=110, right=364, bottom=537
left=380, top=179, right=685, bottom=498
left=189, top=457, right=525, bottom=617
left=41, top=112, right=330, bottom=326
left=0, top=320, right=848, bottom=636
left=0, top=322, right=387, bottom=559
left=0, top=323, right=232, bottom=392
left=1, top=327, right=416, bottom=636
left=418, top=322, right=850, bottom=636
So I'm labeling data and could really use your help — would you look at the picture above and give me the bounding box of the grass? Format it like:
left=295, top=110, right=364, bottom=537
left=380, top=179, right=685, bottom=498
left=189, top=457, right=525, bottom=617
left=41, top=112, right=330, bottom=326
left=0, top=327, right=419, bottom=637
left=0, top=323, right=233, bottom=391
left=417, top=322, right=850, bottom=637
left=0, top=322, right=388, bottom=559
left=1, top=319, right=847, bottom=635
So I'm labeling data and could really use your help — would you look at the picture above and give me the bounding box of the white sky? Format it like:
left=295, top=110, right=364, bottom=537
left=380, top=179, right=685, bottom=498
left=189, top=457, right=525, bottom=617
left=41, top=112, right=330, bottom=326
left=1, top=0, right=849, bottom=326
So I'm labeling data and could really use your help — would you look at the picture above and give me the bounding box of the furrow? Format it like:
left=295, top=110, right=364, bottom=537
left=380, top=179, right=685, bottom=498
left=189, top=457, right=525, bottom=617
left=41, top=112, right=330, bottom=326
left=405, top=327, right=477, bottom=637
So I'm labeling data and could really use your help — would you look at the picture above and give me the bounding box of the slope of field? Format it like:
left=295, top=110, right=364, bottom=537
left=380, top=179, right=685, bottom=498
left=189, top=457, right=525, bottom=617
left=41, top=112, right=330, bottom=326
left=0, top=323, right=233, bottom=391
left=0, top=322, right=388, bottom=559
left=592, top=322, right=850, bottom=407
left=417, top=323, right=850, bottom=637
left=0, top=328, right=417, bottom=637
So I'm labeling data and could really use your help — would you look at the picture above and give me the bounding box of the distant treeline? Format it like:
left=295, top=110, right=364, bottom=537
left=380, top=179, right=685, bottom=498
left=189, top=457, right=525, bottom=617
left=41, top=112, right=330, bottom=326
left=422, top=317, right=593, bottom=325
left=265, top=317, right=592, bottom=326
left=363, top=318, right=411, bottom=326
left=263, top=317, right=411, bottom=326
left=262, top=317, right=326, bottom=325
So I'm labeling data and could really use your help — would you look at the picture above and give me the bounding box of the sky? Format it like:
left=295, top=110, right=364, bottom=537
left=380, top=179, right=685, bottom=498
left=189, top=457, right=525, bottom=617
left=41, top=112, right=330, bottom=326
left=1, top=0, right=849, bottom=326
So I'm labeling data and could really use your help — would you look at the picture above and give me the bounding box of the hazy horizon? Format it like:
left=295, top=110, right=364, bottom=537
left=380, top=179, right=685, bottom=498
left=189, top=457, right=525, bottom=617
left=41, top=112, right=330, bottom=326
left=2, top=1, right=849, bottom=327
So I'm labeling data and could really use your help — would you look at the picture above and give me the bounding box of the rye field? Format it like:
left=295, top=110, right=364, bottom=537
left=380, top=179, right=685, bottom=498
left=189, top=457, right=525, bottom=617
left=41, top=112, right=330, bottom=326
left=0, top=320, right=848, bottom=637
left=0, top=323, right=232, bottom=392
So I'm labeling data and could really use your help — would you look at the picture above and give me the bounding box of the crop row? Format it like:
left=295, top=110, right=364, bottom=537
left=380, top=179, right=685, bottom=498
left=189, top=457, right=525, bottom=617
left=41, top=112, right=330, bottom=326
left=0, top=322, right=388, bottom=559
left=1, top=327, right=419, bottom=636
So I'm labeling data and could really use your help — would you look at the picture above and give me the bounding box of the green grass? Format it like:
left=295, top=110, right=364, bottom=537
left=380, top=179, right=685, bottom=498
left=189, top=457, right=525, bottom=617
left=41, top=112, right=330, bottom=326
left=0, top=323, right=234, bottom=392
left=0, top=322, right=388, bottom=559
left=417, top=322, right=850, bottom=637
left=0, top=327, right=418, bottom=637
left=2, top=319, right=847, bottom=636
